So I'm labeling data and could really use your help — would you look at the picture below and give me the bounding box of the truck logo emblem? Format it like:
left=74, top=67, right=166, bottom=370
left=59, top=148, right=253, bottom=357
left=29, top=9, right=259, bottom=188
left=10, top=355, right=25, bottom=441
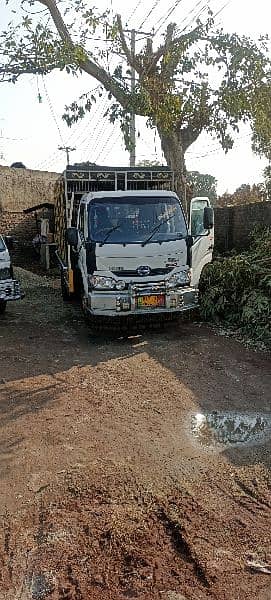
left=137, top=266, right=151, bottom=276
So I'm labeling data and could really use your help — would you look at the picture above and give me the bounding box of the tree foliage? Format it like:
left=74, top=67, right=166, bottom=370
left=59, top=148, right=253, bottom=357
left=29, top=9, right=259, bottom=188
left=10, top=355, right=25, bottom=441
left=1, top=0, right=271, bottom=206
left=199, top=228, right=271, bottom=348
left=263, top=165, right=271, bottom=200
left=136, top=160, right=161, bottom=167
left=217, top=183, right=267, bottom=207
left=187, top=171, right=217, bottom=203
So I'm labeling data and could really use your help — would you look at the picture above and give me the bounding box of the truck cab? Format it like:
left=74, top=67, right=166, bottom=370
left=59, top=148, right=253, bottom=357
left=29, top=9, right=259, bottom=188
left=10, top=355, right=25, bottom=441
left=0, top=235, right=23, bottom=314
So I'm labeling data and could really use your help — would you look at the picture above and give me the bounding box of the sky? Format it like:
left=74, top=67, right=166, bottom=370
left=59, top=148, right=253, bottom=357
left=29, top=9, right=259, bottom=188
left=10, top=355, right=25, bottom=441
left=0, top=0, right=270, bottom=194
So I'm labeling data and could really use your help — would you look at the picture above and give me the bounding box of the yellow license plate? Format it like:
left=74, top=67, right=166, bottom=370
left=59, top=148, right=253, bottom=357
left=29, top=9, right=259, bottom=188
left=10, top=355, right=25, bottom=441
left=137, top=294, right=165, bottom=309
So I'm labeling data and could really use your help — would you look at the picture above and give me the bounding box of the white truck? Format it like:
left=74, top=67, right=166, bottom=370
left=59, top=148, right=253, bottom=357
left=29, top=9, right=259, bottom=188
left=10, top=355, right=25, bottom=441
left=55, top=165, right=214, bottom=322
left=0, top=235, right=23, bottom=314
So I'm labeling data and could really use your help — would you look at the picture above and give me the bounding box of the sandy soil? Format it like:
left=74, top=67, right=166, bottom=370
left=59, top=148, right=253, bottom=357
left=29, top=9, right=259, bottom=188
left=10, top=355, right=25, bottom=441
left=0, top=268, right=270, bottom=600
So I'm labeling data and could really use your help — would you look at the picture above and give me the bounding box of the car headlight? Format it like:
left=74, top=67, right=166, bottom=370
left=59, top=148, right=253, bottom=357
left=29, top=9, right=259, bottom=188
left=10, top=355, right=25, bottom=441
left=0, top=267, right=11, bottom=280
left=115, top=280, right=126, bottom=291
left=89, top=275, right=116, bottom=290
left=89, top=275, right=126, bottom=291
left=166, top=269, right=191, bottom=289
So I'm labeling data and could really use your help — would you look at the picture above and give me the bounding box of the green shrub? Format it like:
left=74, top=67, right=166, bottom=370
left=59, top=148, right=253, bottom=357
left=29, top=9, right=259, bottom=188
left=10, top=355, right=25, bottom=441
left=199, top=228, right=271, bottom=347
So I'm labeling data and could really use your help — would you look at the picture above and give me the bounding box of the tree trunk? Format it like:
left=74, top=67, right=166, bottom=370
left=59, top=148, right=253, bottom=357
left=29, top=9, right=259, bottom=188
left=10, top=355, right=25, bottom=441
left=158, top=128, right=189, bottom=217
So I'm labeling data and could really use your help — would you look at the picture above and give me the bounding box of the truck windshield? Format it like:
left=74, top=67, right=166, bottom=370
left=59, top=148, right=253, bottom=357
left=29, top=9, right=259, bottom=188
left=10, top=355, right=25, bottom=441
left=0, top=237, right=6, bottom=252
left=88, top=196, right=187, bottom=244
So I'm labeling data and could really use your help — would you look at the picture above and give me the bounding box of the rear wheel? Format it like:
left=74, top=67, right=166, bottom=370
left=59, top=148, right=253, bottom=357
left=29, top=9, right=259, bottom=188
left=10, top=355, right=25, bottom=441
left=0, top=301, right=7, bottom=314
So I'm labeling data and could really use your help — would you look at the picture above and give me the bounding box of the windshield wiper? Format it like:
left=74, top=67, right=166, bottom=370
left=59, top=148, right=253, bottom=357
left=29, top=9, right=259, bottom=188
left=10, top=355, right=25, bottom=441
left=99, top=224, right=120, bottom=246
left=141, top=214, right=176, bottom=246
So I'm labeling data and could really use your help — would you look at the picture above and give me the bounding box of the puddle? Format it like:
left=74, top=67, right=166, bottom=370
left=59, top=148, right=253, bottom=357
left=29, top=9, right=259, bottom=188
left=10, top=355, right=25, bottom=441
left=30, top=572, right=55, bottom=599
left=190, top=411, right=271, bottom=448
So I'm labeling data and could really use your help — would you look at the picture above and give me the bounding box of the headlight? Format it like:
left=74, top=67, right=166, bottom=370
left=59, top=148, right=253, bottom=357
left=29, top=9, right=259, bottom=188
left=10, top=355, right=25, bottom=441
left=115, top=280, right=126, bottom=291
left=166, top=269, right=191, bottom=289
left=0, top=267, right=11, bottom=280
left=89, top=275, right=126, bottom=291
left=89, top=275, right=116, bottom=290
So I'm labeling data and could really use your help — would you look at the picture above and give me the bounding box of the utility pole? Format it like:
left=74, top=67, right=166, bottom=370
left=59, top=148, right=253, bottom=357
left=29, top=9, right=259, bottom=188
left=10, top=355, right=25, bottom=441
left=130, top=29, right=136, bottom=168
left=58, top=146, right=76, bottom=166
left=123, top=28, right=153, bottom=168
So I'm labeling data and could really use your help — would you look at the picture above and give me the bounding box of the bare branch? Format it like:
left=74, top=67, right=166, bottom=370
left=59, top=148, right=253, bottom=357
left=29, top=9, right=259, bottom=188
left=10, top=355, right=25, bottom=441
left=116, top=13, right=141, bottom=74
left=146, top=24, right=202, bottom=75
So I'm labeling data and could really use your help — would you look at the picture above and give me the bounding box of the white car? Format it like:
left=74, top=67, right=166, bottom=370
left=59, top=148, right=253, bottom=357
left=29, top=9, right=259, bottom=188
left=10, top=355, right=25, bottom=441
left=0, top=235, right=23, bottom=314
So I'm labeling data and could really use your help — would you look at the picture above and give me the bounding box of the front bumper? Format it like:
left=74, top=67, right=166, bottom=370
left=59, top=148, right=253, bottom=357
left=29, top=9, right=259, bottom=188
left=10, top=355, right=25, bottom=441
left=0, top=278, right=23, bottom=302
left=85, top=283, right=199, bottom=318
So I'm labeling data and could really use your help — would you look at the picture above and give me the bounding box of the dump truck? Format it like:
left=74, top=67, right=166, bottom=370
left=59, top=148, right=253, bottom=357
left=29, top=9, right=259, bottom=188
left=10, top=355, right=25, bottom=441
left=0, top=235, right=23, bottom=314
left=55, top=164, right=214, bottom=322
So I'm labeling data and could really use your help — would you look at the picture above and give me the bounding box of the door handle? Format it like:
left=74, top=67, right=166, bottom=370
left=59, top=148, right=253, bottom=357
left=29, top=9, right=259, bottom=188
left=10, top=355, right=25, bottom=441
left=208, top=244, right=214, bottom=251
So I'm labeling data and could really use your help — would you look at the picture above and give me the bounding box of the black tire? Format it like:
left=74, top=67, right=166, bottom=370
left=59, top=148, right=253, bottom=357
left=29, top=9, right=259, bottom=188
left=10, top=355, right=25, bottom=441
left=0, top=301, right=7, bottom=314
left=60, top=271, right=71, bottom=301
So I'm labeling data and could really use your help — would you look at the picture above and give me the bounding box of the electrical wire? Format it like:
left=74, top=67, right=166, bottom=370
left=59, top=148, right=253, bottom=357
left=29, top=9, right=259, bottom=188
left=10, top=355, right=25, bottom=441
left=186, top=132, right=251, bottom=160
left=126, top=0, right=144, bottom=24
left=102, top=130, right=123, bottom=162
left=212, top=0, right=232, bottom=21
left=42, top=76, right=64, bottom=145
left=79, top=95, right=112, bottom=162
left=154, top=0, right=186, bottom=35
left=175, top=0, right=208, bottom=35
left=139, top=0, right=161, bottom=30
left=94, top=124, right=122, bottom=163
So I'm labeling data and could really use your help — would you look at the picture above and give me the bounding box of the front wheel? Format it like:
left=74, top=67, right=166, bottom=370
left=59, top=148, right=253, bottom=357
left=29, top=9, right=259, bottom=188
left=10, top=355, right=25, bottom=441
left=61, top=271, right=71, bottom=301
left=0, top=301, right=7, bottom=314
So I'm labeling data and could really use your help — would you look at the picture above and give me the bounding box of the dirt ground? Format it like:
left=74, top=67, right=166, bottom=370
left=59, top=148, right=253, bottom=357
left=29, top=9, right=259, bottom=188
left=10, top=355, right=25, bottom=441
left=0, top=268, right=270, bottom=600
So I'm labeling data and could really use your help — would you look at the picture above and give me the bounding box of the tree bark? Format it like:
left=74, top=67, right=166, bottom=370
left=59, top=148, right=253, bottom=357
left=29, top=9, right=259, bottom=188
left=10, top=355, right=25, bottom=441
left=158, top=127, right=189, bottom=216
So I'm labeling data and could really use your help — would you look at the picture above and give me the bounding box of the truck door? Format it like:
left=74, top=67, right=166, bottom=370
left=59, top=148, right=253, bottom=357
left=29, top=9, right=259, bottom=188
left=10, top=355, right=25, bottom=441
left=189, top=197, right=214, bottom=287
left=76, top=203, right=88, bottom=295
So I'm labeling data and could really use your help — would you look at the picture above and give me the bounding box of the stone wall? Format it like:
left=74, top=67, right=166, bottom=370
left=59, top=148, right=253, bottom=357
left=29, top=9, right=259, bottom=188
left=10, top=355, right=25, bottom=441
left=0, top=166, right=61, bottom=265
left=0, top=165, right=60, bottom=212
left=214, top=202, right=271, bottom=253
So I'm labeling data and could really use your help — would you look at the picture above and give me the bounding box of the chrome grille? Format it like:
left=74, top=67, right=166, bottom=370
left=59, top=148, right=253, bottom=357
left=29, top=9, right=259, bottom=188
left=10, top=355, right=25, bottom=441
left=130, top=281, right=166, bottom=295
left=112, top=267, right=172, bottom=277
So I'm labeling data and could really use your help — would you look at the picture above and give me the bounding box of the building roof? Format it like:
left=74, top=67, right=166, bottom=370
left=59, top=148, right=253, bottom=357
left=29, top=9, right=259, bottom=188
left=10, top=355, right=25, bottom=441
left=23, top=202, right=54, bottom=214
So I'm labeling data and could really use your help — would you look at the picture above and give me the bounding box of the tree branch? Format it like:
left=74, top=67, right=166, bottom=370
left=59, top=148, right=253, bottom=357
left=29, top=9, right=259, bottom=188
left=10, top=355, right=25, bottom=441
left=116, top=14, right=143, bottom=75
left=145, top=24, right=202, bottom=76
left=35, top=0, right=130, bottom=108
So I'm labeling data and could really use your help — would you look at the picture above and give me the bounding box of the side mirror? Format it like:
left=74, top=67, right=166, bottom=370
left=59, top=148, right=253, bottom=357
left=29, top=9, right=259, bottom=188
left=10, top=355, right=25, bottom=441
left=66, top=227, right=78, bottom=247
left=4, top=235, right=14, bottom=251
left=203, top=206, right=214, bottom=230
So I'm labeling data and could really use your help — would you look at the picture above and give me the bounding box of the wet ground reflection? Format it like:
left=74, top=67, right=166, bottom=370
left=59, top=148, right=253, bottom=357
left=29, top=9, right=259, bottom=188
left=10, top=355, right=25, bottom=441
left=190, top=411, right=271, bottom=448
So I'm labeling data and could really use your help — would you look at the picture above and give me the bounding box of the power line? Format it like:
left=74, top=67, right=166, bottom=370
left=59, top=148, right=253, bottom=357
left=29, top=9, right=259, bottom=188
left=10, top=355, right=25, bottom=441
left=186, top=132, right=251, bottom=159
left=42, top=76, right=64, bottom=145
left=212, top=0, right=232, bottom=20
left=102, top=131, right=123, bottom=162
left=79, top=95, right=112, bottom=162
left=139, top=0, right=161, bottom=29
left=175, top=0, right=208, bottom=35
left=94, top=125, right=122, bottom=163
left=127, top=0, right=144, bottom=24
left=154, top=0, right=186, bottom=35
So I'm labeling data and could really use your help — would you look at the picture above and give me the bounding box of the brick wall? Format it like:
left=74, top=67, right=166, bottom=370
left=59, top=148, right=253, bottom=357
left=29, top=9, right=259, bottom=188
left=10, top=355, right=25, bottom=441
left=0, top=211, right=36, bottom=240
left=214, top=202, right=271, bottom=253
